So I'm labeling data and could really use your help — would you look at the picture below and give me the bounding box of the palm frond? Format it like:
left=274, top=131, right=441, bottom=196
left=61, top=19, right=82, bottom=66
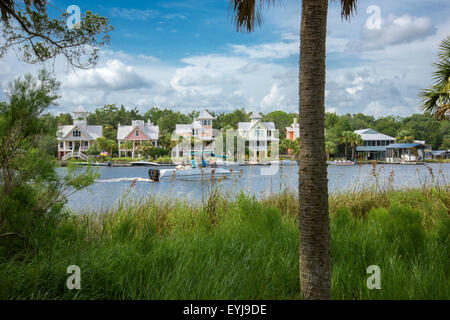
left=229, top=0, right=277, bottom=32
left=420, top=36, right=450, bottom=120
left=331, top=0, right=358, bottom=21
left=437, top=36, right=450, bottom=60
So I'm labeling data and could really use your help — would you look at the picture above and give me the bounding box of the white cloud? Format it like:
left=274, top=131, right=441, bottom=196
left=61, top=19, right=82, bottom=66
left=64, top=59, right=149, bottom=91
left=230, top=41, right=298, bottom=59
left=261, top=83, right=286, bottom=109
left=349, top=14, right=437, bottom=51
left=110, top=8, right=159, bottom=21
left=137, top=54, right=159, bottom=63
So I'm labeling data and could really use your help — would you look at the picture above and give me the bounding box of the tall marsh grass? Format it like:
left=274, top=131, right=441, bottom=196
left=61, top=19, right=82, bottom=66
left=0, top=183, right=448, bottom=299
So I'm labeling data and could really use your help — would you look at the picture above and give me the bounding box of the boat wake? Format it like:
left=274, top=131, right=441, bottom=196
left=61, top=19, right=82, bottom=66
left=96, top=177, right=153, bottom=183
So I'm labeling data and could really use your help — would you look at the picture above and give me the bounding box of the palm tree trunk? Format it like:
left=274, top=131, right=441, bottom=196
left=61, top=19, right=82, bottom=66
left=298, top=0, right=331, bottom=300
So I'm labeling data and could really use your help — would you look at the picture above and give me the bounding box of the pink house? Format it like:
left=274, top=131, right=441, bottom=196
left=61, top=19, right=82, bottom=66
left=117, top=120, right=159, bottom=158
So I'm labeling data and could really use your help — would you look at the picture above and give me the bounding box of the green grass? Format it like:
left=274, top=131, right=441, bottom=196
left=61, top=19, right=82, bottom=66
left=0, top=187, right=448, bottom=299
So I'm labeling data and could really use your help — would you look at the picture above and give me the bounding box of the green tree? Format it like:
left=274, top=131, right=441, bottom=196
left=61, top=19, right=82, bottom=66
left=214, top=108, right=250, bottom=130
left=440, top=135, right=450, bottom=150
left=396, top=129, right=415, bottom=143
left=420, top=36, right=450, bottom=120
left=0, top=70, right=97, bottom=254
left=325, top=130, right=339, bottom=161
left=262, top=111, right=295, bottom=140
left=0, top=0, right=113, bottom=69
left=349, top=132, right=363, bottom=160
left=230, top=0, right=359, bottom=299
left=340, top=131, right=353, bottom=157
left=374, top=116, right=401, bottom=138
left=121, top=141, right=133, bottom=158
left=280, top=138, right=294, bottom=156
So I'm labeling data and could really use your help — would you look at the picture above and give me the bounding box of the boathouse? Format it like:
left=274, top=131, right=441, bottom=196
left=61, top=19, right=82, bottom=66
left=354, top=128, right=396, bottom=161
left=385, top=143, right=426, bottom=163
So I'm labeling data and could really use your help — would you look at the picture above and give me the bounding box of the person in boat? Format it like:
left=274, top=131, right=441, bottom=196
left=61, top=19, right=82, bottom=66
left=202, top=158, right=207, bottom=168
left=191, top=157, right=196, bottom=168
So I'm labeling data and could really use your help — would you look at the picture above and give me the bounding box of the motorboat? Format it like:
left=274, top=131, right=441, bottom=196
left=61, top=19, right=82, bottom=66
left=130, top=161, right=159, bottom=167
left=272, top=160, right=298, bottom=165
left=76, top=162, right=110, bottom=167
left=215, top=160, right=239, bottom=166
left=149, top=166, right=235, bottom=181
left=327, top=160, right=355, bottom=166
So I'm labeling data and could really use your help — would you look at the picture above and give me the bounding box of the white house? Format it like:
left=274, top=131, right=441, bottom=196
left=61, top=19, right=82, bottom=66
left=237, top=112, right=278, bottom=162
left=354, top=128, right=396, bottom=161
left=117, top=120, right=159, bottom=158
left=57, top=106, right=102, bottom=160
left=171, top=110, right=216, bottom=160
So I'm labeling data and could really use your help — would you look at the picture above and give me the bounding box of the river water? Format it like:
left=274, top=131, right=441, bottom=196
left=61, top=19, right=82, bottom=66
left=60, top=163, right=449, bottom=212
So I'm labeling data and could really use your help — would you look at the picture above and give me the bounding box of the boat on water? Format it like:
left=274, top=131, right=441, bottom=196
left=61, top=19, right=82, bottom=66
left=130, top=161, right=159, bottom=167
left=270, top=160, right=298, bottom=165
left=76, top=162, right=110, bottom=167
left=215, top=160, right=239, bottom=166
left=149, top=167, right=235, bottom=181
left=327, top=160, right=355, bottom=166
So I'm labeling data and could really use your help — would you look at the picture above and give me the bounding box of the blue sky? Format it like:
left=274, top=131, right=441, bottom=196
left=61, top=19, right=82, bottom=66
left=1, top=0, right=450, bottom=117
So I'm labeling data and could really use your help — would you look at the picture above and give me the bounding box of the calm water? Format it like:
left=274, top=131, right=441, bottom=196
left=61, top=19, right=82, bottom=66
left=61, top=163, right=449, bottom=212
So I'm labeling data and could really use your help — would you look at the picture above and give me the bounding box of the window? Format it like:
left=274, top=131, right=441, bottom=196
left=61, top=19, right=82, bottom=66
left=135, top=130, right=139, bottom=136
left=69, top=142, right=73, bottom=150
left=377, top=141, right=381, bottom=146
left=268, top=131, right=272, bottom=137
left=84, top=142, right=89, bottom=147
left=73, top=129, right=81, bottom=137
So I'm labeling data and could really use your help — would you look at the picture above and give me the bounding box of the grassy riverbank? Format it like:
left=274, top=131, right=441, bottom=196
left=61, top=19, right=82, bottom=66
left=0, top=187, right=448, bottom=300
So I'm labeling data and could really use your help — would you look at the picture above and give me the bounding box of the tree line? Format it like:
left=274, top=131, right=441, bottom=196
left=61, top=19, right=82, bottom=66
left=43, top=105, right=449, bottom=158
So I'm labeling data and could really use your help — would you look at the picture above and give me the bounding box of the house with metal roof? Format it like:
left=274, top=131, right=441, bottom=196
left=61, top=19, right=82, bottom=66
left=171, top=110, right=216, bottom=160
left=237, top=112, right=278, bottom=163
left=117, top=120, right=159, bottom=158
left=386, top=143, right=426, bottom=163
left=354, top=128, right=396, bottom=161
left=57, top=106, right=103, bottom=160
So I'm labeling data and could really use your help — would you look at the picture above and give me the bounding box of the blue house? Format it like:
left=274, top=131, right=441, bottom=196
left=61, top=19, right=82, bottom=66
left=354, top=129, right=396, bottom=161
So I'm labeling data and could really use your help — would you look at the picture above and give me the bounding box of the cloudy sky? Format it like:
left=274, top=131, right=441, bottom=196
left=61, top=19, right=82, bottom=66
left=1, top=0, right=449, bottom=117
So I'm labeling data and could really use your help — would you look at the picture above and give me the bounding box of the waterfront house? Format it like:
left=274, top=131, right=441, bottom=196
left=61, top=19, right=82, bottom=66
left=57, top=106, right=103, bottom=160
left=171, top=110, right=216, bottom=160
left=285, top=117, right=299, bottom=142
left=237, top=112, right=278, bottom=163
left=285, top=117, right=299, bottom=156
left=386, top=143, right=426, bottom=163
left=354, top=128, right=396, bottom=161
left=428, top=150, right=449, bottom=159
left=414, top=140, right=433, bottom=159
left=117, top=120, right=159, bottom=158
